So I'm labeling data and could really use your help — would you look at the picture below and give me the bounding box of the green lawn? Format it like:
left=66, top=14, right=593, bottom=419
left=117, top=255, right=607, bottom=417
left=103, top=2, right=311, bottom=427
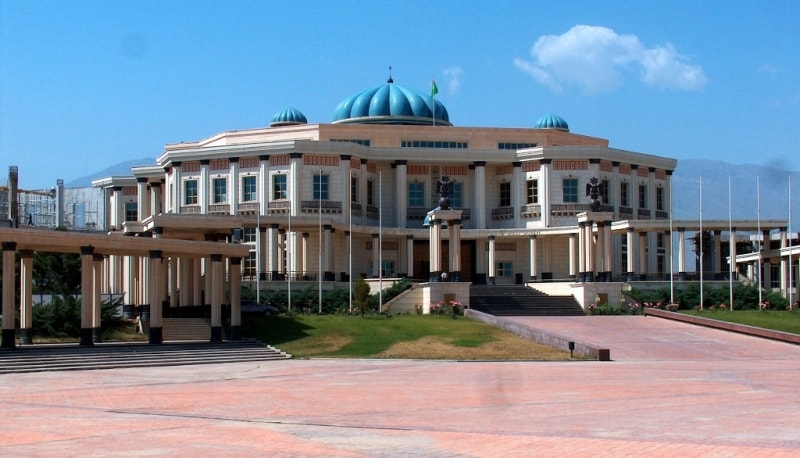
left=682, top=309, right=800, bottom=335
left=242, top=314, right=571, bottom=360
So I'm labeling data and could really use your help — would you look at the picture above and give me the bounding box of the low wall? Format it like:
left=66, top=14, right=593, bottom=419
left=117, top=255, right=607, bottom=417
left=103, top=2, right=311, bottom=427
left=644, top=308, right=800, bottom=345
left=464, top=309, right=610, bottom=361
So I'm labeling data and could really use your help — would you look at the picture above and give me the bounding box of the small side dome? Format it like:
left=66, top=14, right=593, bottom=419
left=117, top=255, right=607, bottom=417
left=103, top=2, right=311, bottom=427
left=534, top=114, right=569, bottom=132
left=271, top=107, right=308, bottom=127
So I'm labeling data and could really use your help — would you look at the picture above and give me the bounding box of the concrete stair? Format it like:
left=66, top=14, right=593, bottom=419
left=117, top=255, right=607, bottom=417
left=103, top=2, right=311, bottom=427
left=0, top=340, right=290, bottom=374
left=470, top=285, right=585, bottom=316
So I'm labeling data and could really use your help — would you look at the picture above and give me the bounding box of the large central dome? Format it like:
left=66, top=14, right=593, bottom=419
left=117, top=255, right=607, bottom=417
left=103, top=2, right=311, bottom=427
left=332, top=79, right=451, bottom=126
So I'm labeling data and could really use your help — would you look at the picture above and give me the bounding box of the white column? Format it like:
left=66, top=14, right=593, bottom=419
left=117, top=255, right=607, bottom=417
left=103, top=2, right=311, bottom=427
left=488, top=235, right=496, bottom=285
left=210, top=254, right=223, bottom=343
left=199, top=160, right=209, bottom=214
left=372, top=233, right=381, bottom=278
left=639, top=231, right=648, bottom=280
left=529, top=235, right=538, bottom=281
left=80, top=246, right=95, bottom=346
left=229, top=157, right=239, bottom=215
left=229, top=257, right=242, bottom=340
left=585, top=222, right=595, bottom=282
left=511, top=162, right=522, bottom=227
left=406, top=235, right=415, bottom=278
left=111, top=186, right=123, bottom=230
left=290, top=153, right=302, bottom=216
left=269, top=224, right=279, bottom=278
left=627, top=228, right=636, bottom=281
left=172, top=162, right=182, bottom=213
left=137, top=178, right=150, bottom=221
left=19, top=249, right=33, bottom=345
left=678, top=228, right=687, bottom=278
left=150, top=181, right=162, bottom=216
left=568, top=233, right=577, bottom=279
left=449, top=219, right=462, bottom=281
left=540, top=159, right=552, bottom=227
left=474, top=162, right=486, bottom=229
left=578, top=223, right=586, bottom=281
left=92, top=254, right=103, bottom=343
left=396, top=160, right=407, bottom=226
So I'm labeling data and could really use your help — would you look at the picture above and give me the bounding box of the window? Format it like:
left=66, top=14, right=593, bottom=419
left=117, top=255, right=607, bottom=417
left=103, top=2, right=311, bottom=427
left=401, top=140, right=468, bottom=149
left=526, top=179, right=538, bottom=204
left=656, top=187, right=665, bottom=211
left=272, top=174, right=287, bottom=200
left=242, top=176, right=257, bottom=202
left=124, top=202, right=138, bottom=222
left=313, top=174, right=329, bottom=200
left=563, top=178, right=578, bottom=203
left=244, top=251, right=256, bottom=277
left=638, top=184, right=647, bottom=209
left=408, top=182, right=424, bottom=207
left=499, top=182, right=511, bottom=207
left=351, top=176, right=359, bottom=202
left=367, top=180, right=374, bottom=206
left=496, top=262, right=512, bottom=277
left=243, top=227, right=256, bottom=243
left=213, top=177, right=227, bottom=204
left=498, top=142, right=537, bottom=150
left=601, top=179, right=610, bottom=204
left=620, top=182, right=629, bottom=207
left=184, top=179, right=198, bottom=205
left=451, top=182, right=463, bottom=207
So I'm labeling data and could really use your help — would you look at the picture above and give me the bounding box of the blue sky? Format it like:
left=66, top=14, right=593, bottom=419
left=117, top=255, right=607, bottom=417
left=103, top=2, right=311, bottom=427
left=2, top=0, right=799, bottom=190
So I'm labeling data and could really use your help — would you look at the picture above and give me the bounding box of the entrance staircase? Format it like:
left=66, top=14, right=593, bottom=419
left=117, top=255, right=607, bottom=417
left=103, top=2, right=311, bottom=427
left=469, top=285, right=584, bottom=316
left=0, top=340, right=290, bottom=374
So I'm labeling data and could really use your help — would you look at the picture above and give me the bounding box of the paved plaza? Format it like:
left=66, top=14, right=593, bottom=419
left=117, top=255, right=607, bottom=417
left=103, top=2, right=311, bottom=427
left=1, top=315, right=799, bottom=457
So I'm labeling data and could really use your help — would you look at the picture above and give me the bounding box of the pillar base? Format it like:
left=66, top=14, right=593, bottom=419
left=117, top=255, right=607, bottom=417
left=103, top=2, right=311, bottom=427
left=19, top=328, right=32, bottom=345
left=488, top=276, right=496, bottom=285
left=678, top=272, right=687, bottom=281
left=210, top=326, right=223, bottom=343
left=80, top=328, right=94, bottom=347
left=585, top=272, right=595, bottom=282
left=92, top=328, right=102, bottom=343
left=626, top=272, right=635, bottom=282
left=149, top=326, right=163, bottom=345
left=429, top=271, right=443, bottom=282
left=448, top=271, right=461, bottom=282
left=1, top=329, right=16, bottom=349
left=230, top=325, right=242, bottom=341
left=529, top=275, right=537, bottom=282
left=324, top=271, right=336, bottom=282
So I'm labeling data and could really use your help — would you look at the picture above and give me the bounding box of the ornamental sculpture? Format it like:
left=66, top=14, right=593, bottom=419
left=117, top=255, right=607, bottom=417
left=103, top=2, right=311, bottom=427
left=436, top=175, right=454, bottom=210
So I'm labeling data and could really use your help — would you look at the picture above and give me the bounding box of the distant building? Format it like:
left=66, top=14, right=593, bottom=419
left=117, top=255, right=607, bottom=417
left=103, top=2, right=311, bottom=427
left=88, top=77, right=795, bottom=308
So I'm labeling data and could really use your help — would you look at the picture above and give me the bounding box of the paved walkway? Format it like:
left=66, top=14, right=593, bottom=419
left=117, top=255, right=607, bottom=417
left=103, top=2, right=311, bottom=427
left=1, top=315, right=799, bottom=457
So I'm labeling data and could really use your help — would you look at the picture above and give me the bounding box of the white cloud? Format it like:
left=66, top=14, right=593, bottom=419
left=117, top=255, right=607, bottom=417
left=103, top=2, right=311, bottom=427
left=442, top=66, right=463, bottom=94
left=515, top=25, right=708, bottom=94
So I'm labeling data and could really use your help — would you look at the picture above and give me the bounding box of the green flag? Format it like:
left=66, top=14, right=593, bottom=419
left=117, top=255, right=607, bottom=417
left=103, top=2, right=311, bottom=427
left=431, top=79, right=439, bottom=97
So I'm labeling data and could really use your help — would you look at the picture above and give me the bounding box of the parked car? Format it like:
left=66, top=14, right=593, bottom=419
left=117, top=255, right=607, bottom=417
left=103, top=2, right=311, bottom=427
left=240, top=300, right=279, bottom=317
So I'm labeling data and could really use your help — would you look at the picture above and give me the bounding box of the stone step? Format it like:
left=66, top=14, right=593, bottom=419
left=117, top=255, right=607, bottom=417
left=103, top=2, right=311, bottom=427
left=0, top=340, right=290, bottom=374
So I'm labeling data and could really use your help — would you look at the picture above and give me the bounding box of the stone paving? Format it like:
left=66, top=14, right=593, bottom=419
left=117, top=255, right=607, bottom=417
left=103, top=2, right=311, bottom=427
left=1, top=315, right=799, bottom=457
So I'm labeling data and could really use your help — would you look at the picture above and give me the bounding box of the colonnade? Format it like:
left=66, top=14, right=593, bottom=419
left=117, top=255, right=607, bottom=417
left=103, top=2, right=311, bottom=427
left=0, top=228, right=249, bottom=349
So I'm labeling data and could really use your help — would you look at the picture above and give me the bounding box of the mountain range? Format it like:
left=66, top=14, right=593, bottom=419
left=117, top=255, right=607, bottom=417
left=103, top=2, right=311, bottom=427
left=66, top=158, right=799, bottom=232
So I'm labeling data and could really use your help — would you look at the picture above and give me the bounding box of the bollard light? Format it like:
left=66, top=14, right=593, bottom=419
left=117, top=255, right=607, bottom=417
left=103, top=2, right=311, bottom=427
left=568, top=341, right=575, bottom=358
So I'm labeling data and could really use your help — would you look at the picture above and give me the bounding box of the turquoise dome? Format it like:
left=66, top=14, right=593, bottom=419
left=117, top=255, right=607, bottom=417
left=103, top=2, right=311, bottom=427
left=534, top=114, right=569, bottom=132
left=271, top=107, right=307, bottom=127
left=332, top=79, right=451, bottom=126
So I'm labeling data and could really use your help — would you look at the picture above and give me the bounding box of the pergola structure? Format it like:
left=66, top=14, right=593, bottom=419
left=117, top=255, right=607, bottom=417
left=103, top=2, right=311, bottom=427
left=0, top=227, right=250, bottom=349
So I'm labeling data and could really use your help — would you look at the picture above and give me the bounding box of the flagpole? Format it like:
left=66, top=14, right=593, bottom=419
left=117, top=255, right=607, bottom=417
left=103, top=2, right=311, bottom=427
left=669, top=177, right=674, bottom=304
left=699, top=176, right=704, bottom=310
left=757, top=176, right=762, bottom=308
left=349, top=171, right=353, bottom=313
left=788, top=175, right=793, bottom=310
left=728, top=176, right=734, bottom=311
left=378, top=170, right=383, bottom=313
left=319, top=169, right=323, bottom=314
